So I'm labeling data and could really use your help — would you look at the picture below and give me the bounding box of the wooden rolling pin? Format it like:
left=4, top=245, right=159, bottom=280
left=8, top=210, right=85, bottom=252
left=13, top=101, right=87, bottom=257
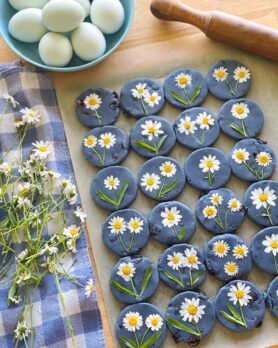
left=150, top=0, right=278, bottom=61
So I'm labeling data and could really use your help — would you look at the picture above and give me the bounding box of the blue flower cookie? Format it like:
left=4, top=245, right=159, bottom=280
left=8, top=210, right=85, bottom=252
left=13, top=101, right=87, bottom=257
left=184, top=147, right=231, bottom=191
left=218, top=98, right=264, bottom=140
left=196, top=188, right=245, bottom=234
left=264, top=276, right=278, bottom=318
left=148, top=201, right=196, bottom=245
left=163, top=68, right=208, bottom=110
left=229, top=139, right=276, bottom=182
left=138, top=156, right=185, bottom=201
left=109, top=256, right=159, bottom=304
left=130, top=116, right=176, bottom=158
left=82, top=126, right=129, bottom=168
left=90, top=166, right=137, bottom=212
left=158, top=244, right=206, bottom=292
left=76, top=88, right=120, bottom=128
left=251, top=226, right=278, bottom=275
left=174, top=107, right=220, bottom=150
left=116, top=303, right=167, bottom=348
left=120, top=78, right=165, bottom=119
left=166, top=291, right=215, bottom=345
left=244, top=180, right=278, bottom=227
left=102, top=209, right=150, bottom=256
left=204, top=234, right=252, bottom=281
left=214, top=280, right=265, bottom=332
left=206, top=60, right=251, bottom=100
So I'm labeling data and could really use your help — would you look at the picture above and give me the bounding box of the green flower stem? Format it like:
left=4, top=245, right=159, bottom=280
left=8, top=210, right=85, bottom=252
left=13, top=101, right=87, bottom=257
left=133, top=332, right=140, bottom=348
left=127, top=232, right=135, bottom=252
left=101, top=147, right=106, bottom=165
left=92, top=147, right=103, bottom=165
left=94, top=110, right=102, bottom=125
left=130, top=278, right=140, bottom=300
left=140, top=327, right=150, bottom=346
left=225, top=79, right=238, bottom=97
left=191, top=133, right=204, bottom=145
left=189, top=268, right=193, bottom=287
left=274, top=255, right=278, bottom=274
left=183, top=87, right=191, bottom=105
left=172, top=226, right=180, bottom=240
left=156, top=177, right=166, bottom=199
left=207, top=170, right=214, bottom=187
left=112, top=189, right=119, bottom=210
left=224, top=209, right=231, bottom=229
left=241, top=120, right=248, bottom=137
left=261, top=166, right=264, bottom=180
left=239, top=303, right=247, bottom=328
left=178, top=269, right=184, bottom=287
left=265, top=205, right=273, bottom=225
left=193, top=320, right=201, bottom=336
left=140, top=97, right=148, bottom=116
left=118, top=234, right=131, bottom=254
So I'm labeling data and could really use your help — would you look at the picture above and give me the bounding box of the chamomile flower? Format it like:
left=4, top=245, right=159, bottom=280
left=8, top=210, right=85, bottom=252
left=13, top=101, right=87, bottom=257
left=179, top=297, right=206, bottom=323
left=144, top=92, right=161, bottom=107
left=210, top=193, right=223, bottom=206
left=41, top=245, right=58, bottom=255
left=141, top=173, right=161, bottom=192
left=14, top=321, right=31, bottom=341
left=175, top=73, right=192, bottom=88
left=212, top=240, right=230, bottom=258
left=0, top=162, right=10, bottom=176
left=3, top=93, right=19, bottom=108
left=10, top=295, right=22, bottom=304
left=177, top=116, right=197, bottom=135
left=85, top=279, right=94, bottom=298
left=20, top=107, right=41, bottom=124
left=233, top=66, right=251, bottom=83
left=256, top=152, right=272, bottom=167
left=213, top=67, right=228, bottom=82
left=83, top=135, right=97, bottom=148
left=84, top=93, right=102, bottom=111
left=203, top=205, right=217, bottom=219
left=16, top=271, right=31, bottom=284
left=228, top=198, right=242, bottom=212
left=17, top=197, right=32, bottom=209
left=32, top=141, right=51, bottom=160
left=104, top=175, right=120, bottom=190
left=183, top=248, right=201, bottom=269
left=117, top=262, right=136, bottom=282
left=127, top=217, right=144, bottom=234
left=161, top=206, right=182, bottom=228
left=98, top=132, right=116, bottom=149
left=159, top=161, right=177, bottom=177
left=250, top=186, right=277, bottom=209
left=224, top=261, right=239, bottom=276
left=233, top=244, right=249, bottom=259
left=141, top=120, right=164, bottom=141
left=262, top=234, right=278, bottom=256
left=228, top=281, right=252, bottom=306
left=63, top=225, right=80, bottom=239
left=74, top=207, right=87, bottom=223
left=123, top=312, right=143, bottom=332
left=232, top=148, right=250, bottom=164
left=145, top=314, right=163, bottom=331
left=196, top=112, right=215, bottom=130
left=167, top=252, right=185, bottom=270
left=199, top=155, right=220, bottom=173
left=108, top=216, right=127, bottom=235
left=15, top=182, right=31, bottom=197
left=14, top=120, right=25, bottom=128
left=131, top=83, right=147, bottom=99
left=66, top=238, right=77, bottom=253
left=17, top=249, right=28, bottom=261
left=231, top=102, right=250, bottom=119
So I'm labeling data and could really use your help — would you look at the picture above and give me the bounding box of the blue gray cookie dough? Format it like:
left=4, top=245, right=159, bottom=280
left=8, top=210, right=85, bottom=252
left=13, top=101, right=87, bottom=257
left=166, top=291, right=215, bottom=345
left=148, top=201, right=196, bottom=245
left=120, top=78, right=165, bottom=119
left=163, top=68, right=208, bottom=109
left=229, top=139, right=276, bottom=182
left=264, top=276, right=278, bottom=318
left=184, top=147, right=231, bottom=191
left=218, top=98, right=264, bottom=140
left=116, top=303, right=167, bottom=348
left=244, top=180, right=278, bottom=227
left=138, top=156, right=185, bottom=201
left=82, top=126, right=129, bottom=168
left=214, top=280, right=265, bottom=332
left=130, top=116, right=176, bottom=158
left=204, top=234, right=252, bottom=282
left=102, top=209, right=150, bottom=256
left=109, top=255, right=159, bottom=304
left=90, top=166, right=137, bottom=212
left=251, top=226, right=278, bottom=275
left=206, top=60, right=251, bottom=100
left=76, top=88, right=120, bottom=128
left=158, top=244, right=206, bottom=292
left=196, top=188, right=245, bottom=234
left=174, top=107, right=220, bottom=150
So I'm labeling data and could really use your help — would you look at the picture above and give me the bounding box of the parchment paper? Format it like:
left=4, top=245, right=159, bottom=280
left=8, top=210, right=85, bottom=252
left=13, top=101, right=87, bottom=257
left=54, top=26, right=278, bottom=348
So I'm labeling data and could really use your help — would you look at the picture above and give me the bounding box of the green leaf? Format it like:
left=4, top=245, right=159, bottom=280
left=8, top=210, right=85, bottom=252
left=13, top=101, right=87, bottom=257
left=189, top=84, right=202, bottom=104
left=141, top=332, right=162, bottom=348
left=140, top=265, right=153, bottom=296
left=226, top=121, right=247, bottom=137
left=191, top=270, right=204, bottom=287
left=135, top=139, right=157, bottom=153
left=168, top=90, right=190, bottom=106
left=219, top=310, right=245, bottom=326
left=166, top=317, right=200, bottom=336
left=111, top=281, right=136, bottom=296
left=117, top=181, right=129, bottom=207
left=119, top=335, right=137, bottom=348
left=7, top=282, right=18, bottom=306
left=161, top=269, right=183, bottom=287
left=177, top=226, right=186, bottom=241
left=96, top=190, right=116, bottom=205
left=156, top=135, right=168, bottom=151
left=227, top=305, right=242, bottom=322
left=160, top=179, right=180, bottom=196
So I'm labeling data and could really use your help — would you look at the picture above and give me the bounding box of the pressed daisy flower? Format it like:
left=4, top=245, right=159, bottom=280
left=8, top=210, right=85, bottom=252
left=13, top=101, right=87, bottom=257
left=108, top=216, right=127, bottom=235
left=161, top=206, right=182, bottom=228
left=85, top=279, right=94, bottom=298
left=127, top=217, right=144, bottom=234
left=212, top=240, right=230, bottom=258
left=250, top=186, right=277, bottom=209
left=175, top=73, right=192, bottom=88
left=213, top=67, right=228, bottom=82
left=228, top=198, right=242, bottom=212
left=123, top=312, right=143, bottom=332
left=145, top=314, right=163, bottom=331
left=233, top=66, right=251, bottom=83
left=84, top=93, right=102, bottom=111
left=233, top=244, right=249, bottom=259
left=141, top=120, right=164, bottom=141
left=3, top=93, right=19, bottom=108
left=141, top=173, right=161, bottom=192
left=196, top=112, right=215, bottom=130
left=104, top=175, right=120, bottom=190
left=83, top=135, right=97, bottom=148
left=256, top=152, right=272, bottom=167
left=159, top=161, right=177, bottom=178
left=167, top=252, right=185, bottom=270
left=131, top=83, right=147, bottom=99
left=262, top=234, right=278, bottom=256
left=232, top=148, right=250, bottom=164
left=32, top=141, right=52, bottom=159
left=14, top=321, right=31, bottom=341
left=74, top=207, right=87, bottom=223
left=98, top=132, right=116, bottom=149
left=203, top=205, right=217, bottom=219
left=179, top=297, right=206, bottom=323
left=199, top=155, right=220, bottom=173
left=117, top=262, right=136, bottom=282
left=210, top=193, right=223, bottom=206
left=20, top=107, right=41, bottom=124
left=231, top=102, right=250, bottom=119
left=177, top=116, right=197, bottom=135
left=183, top=248, right=201, bottom=269
left=144, top=92, right=161, bottom=107
left=224, top=261, right=239, bottom=276
left=228, top=281, right=252, bottom=306
left=63, top=225, right=80, bottom=239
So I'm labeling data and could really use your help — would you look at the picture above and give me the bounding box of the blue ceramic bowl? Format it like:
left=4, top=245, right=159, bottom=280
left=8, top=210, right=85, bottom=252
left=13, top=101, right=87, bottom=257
left=0, top=0, right=134, bottom=72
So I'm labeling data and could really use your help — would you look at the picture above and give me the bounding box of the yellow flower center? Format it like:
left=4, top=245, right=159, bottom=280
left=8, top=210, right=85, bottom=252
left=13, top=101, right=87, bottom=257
left=239, top=71, right=246, bottom=78
left=148, top=126, right=156, bottom=134
left=216, top=70, right=225, bottom=78
left=70, top=240, right=76, bottom=248
left=202, top=117, right=209, bottom=124
left=205, top=207, right=215, bottom=216
left=188, top=255, right=196, bottom=264
left=226, top=262, right=237, bottom=273
left=231, top=200, right=238, bottom=208
left=131, top=221, right=140, bottom=229
left=259, top=193, right=268, bottom=202
left=206, top=160, right=213, bottom=168
left=147, top=178, right=155, bottom=186
left=89, top=97, right=97, bottom=106
left=86, top=136, right=95, bottom=146
left=179, top=76, right=188, bottom=85
left=88, top=284, right=94, bottom=292
left=236, top=151, right=245, bottom=160
left=216, top=244, right=225, bottom=254
left=163, top=165, right=173, bottom=173
left=103, top=137, right=111, bottom=145
left=213, top=196, right=220, bottom=204
left=128, top=316, right=138, bottom=326
left=28, top=113, right=35, bottom=118
left=235, top=246, right=245, bottom=256
left=270, top=241, right=278, bottom=249
left=38, top=146, right=47, bottom=152
left=149, top=95, right=156, bottom=102
left=184, top=121, right=191, bottom=129
left=122, top=266, right=131, bottom=276
left=69, top=229, right=78, bottom=236
left=109, top=179, right=115, bottom=186
left=172, top=256, right=180, bottom=264
left=188, top=305, right=197, bottom=315
left=258, top=154, right=269, bottom=164
left=151, top=318, right=159, bottom=326
left=167, top=213, right=175, bottom=221
left=137, top=87, right=144, bottom=93
left=114, top=221, right=122, bottom=230
left=236, top=106, right=244, bottom=115
left=236, top=289, right=244, bottom=299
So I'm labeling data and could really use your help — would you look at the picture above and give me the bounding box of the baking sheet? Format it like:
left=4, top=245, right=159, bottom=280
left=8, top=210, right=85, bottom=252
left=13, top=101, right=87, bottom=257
left=54, top=31, right=278, bottom=347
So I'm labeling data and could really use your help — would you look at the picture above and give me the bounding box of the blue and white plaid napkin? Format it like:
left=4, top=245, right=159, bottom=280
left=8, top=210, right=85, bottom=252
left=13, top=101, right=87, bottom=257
left=0, top=61, right=106, bottom=348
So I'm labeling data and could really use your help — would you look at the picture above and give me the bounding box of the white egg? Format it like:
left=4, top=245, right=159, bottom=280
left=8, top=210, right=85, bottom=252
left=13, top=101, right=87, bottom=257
left=90, top=0, right=125, bottom=35
left=42, top=0, right=85, bottom=33
left=73, top=0, right=91, bottom=17
left=8, top=0, right=49, bottom=10
left=8, top=9, right=48, bottom=43
left=71, top=22, right=106, bottom=61
left=39, top=32, right=73, bottom=67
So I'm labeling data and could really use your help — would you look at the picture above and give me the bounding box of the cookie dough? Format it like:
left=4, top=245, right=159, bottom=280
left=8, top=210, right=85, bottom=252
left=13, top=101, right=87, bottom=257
left=264, top=276, right=278, bottom=318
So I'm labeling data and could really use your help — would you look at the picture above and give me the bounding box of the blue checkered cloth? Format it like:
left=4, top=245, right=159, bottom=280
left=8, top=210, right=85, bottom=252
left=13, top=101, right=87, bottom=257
left=0, top=61, right=106, bottom=348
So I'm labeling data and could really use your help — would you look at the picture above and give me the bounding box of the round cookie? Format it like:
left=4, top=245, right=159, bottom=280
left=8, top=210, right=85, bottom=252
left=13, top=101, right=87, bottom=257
left=214, top=280, right=265, bottom=332
left=204, top=234, right=252, bottom=281
left=166, top=291, right=215, bottom=345
left=82, top=126, right=129, bottom=168
left=158, top=244, right=206, bottom=292
left=174, top=107, right=220, bottom=150
left=90, top=166, right=137, bottom=212
left=148, top=201, right=196, bottom=245
left=244, top=180, right=278, bottom=227
left=130, top=116, right=176, bottom=158
left=163, top=68, right=208, bottom=109
left=229, top=139, right=276, bottom=182
left=264, top=276, right=278, bottom=318
left=102, top=209, right=150, bottom=256
left=138, top=156, right=185, bottom=201
left=76, top=88, right=120, bottom=128
left=218, top=98, right=264, bottom=140
left=251, top=226, right=278, bottom=275
left=109, top=256, right=159, bottom=304
left=120, top=78, right=165, bottom=119
left=206, top=60, right=251, bottom=100
left=116, top=303, right=167, bottom=348
left=184, top=147, right=231, bottom=191
left=196, top=188, right=245, bottom=234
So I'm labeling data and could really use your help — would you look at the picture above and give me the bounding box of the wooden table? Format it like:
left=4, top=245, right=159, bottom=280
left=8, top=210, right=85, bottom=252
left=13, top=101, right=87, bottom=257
left=1, top=1, right=278, bottom=347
